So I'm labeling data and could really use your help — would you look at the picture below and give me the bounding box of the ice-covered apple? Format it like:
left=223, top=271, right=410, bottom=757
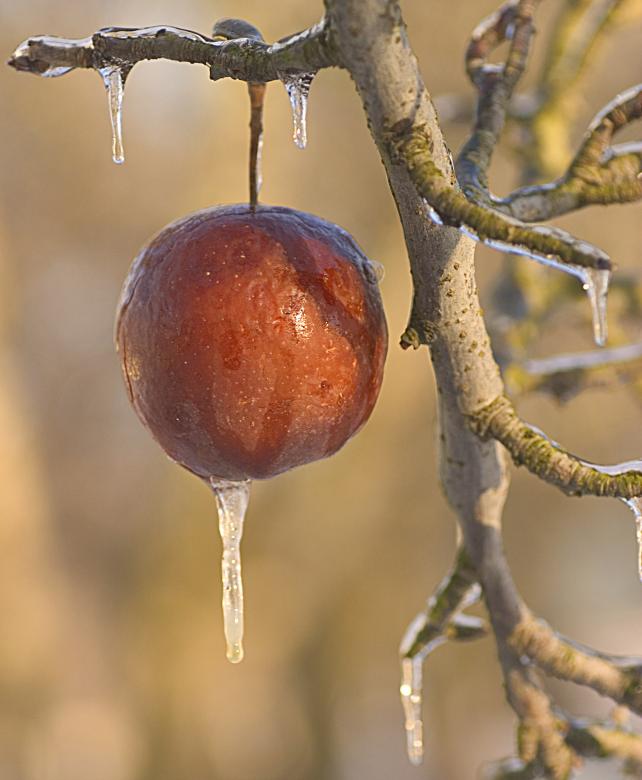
left=116, top=203, right=388, bottom=661
left=116, top=204, right=387, bottom=481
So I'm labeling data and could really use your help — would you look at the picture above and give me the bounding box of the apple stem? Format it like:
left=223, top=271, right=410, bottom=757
left=210, top=477, right=251, bottom=663
left=247, top=82, right=265, bottom=211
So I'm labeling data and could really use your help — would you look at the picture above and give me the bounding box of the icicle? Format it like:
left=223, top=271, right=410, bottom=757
left=280, top=72, right=314, bottom=149
left=622, top=497, right=642, bottom=582
left=580, top=267, right=610, bottom=347
left=421, top=201, right=611, bottom=347
left=209, top=478, right=251, bottom=663
left=98, top=65, right=125, bottom=165
left=397, top=581, right=482, bottom=765
left=364, top=259, right=385, bottom=284
left=398, top=612, right=448, bottom=766
left=400, top=656, right=424, bottom=766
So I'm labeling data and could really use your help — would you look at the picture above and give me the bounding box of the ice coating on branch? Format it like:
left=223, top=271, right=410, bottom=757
left=280, top=72, right=314, bottom=149
left=99, top=65, right=125, bottom=164
left=586, top=84, right=642, bottom=132
left=422, top=202, right=611, bottom=346
left=523, top=342, right=642, bottom=376
left=100, top=25, right=210, bottom=43
left=10, top=35, right=92, bottom=78
left=210, top=478, right=251, bottom=663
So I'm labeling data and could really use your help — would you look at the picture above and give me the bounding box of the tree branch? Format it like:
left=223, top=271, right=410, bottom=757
left=456, top=0, right=540, bottom=205
left=7, top=21, right=336, bottom=83
left=400, top=546, right=484, bottom=660
left=472, top=394, right=642, bottom=498
left=506, top=342, right=642, bottom=401
left=500, top=85, right=642, bottom=221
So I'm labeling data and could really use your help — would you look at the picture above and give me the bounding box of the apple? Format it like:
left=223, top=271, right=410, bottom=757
left=116, top=204, right=388, bottom=483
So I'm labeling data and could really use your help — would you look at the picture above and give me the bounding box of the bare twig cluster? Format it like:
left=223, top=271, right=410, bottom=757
left=8, top=0, right=642, bottom=777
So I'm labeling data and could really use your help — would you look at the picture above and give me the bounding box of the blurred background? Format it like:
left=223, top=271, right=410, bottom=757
left=1, top=1, right=641, bottom=778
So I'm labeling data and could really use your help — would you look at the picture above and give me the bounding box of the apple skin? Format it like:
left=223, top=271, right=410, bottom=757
left=116, top=204, right=388, bottom=481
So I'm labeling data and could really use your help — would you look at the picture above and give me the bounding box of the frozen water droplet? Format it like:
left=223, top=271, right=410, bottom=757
left=581, top=267, right=610, bottom=347
left=280, top=72, right=314, bottom=149
left=421, top=204, right=611, bottom=345
left=364, top=259, right=385, bottom=284
left=622, top=497, right=642, bottom=582
left=99, top=65, right=126, bottom=165
left=210, top=478, right=251, bottom=663
left=400, top=657, right=424, bottom=766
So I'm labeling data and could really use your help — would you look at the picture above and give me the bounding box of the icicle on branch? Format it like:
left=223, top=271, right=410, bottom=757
left=399, top=548, right=486, bottom=765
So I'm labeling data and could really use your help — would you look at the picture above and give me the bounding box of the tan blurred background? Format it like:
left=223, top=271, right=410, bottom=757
left=0, top=1, right=641, bottom=778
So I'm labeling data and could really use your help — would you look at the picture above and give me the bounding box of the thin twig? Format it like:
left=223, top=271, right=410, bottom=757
left=506, top=343, right=642, bottom=400
left=472, top=394, right=642, bottom=498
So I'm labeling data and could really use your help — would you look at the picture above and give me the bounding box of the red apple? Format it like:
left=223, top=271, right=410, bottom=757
left=116, top=204, right=388, bottom=482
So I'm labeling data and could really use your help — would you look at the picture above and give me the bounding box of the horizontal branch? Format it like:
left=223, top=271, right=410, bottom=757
left=7, top=20, right=336, bottom=83
left=506, top=343, right=642, bottom=400
left=9, top=13, right=620, bottom=281
left=510, top=616, right=642, bottom=714
left=471, top=394, right=642, bottom=497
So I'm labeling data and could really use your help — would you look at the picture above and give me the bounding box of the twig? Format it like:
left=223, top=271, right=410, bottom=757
left=472, top=394, right=642, bottom=498
left=506, top=343, right=642, bottom=400
left=395, top=127, right=611, bottom=272
left=400, top=547, right=485, bottom=660
left=8, top=20, right=336, bottom=84
left=500, top=85, right=642, bottom=221
left=457, top=0, right=540, bottom=202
